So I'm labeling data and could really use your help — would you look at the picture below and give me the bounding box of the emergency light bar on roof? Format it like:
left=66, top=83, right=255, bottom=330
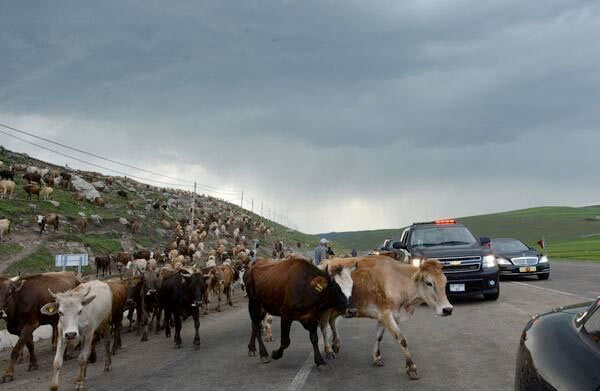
left=413, top=219, right=457, bottom=225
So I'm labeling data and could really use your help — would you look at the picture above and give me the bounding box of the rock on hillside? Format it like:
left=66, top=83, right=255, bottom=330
left=71, top=175, right=101, bottom=201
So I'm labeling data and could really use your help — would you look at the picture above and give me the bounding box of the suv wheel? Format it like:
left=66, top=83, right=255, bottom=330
left=484, top=289, right=499, bottom=301
left=537, top=273, right=549, bottom=280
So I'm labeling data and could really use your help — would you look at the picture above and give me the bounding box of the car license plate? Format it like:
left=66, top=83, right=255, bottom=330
left=519, top=266, right=537, bottom=273
left=449, top=283, right=465, bottom=292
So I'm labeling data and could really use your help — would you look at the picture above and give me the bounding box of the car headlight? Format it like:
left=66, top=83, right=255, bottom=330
left=483, top=254, right=497, bottom=268
left=412, top=258, right=421, bottom=267
left=495, top=257, right=511, bottom=266
left=539, top=255, right=548, bottom=263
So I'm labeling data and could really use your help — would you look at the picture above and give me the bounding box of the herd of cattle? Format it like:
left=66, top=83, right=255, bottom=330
left=0, top=162, right=456, bottom=390
left=0, top=249, right=454, bottom=390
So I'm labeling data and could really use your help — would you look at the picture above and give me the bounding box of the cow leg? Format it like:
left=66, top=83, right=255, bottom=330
left=381, top=311, right=418, bottom=380
left=25, top=337, right=38, bottom=371
left=104, top=334, right=112, bottom=372
left=50, top=335, right=66, bottom=391
left=76, top=332, right=94, bottom=391
left=227, top=286, right=233, bottom=306
left=154, top=307, right=162, bottom=334
left=306, top=322, right=327, bottom=369
left=3, top=324, right=35, bottom=382
left=216, top=288, right=222, bottom=312
left=127, top=306, right=134, bottom=332
left=173, top=312, right=182, bottom=348
left=271, top=317, right=292, bottom=360
left=372, top=321, right=386, bottom=367
left=330, top=316, right=341, bottom=354
left=136, top=304, right=143, bottom=336
left=319, top=314, right=335, bottom=360
left=88, top=334, right=98, bottom=364
left=247, top=301, right=269, bottom=362
left=163, top=309, right=172, bottom=338
left=192, top=307, right=201, bottom=349
left=141, top=304, right=149, bottom=342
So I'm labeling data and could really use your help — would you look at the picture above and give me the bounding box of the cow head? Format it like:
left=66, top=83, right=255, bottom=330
left=0, top=276, right=20, bottom=319
left=318, top=264, right=356, bottom=317
left=143, top=270, right=160, bottom=298
left=181, top=271, right=209, bottom=308
left=413, top=260, right=453, bottom=317
left=41, top=285, right=96, bottom=341
left=36, top=215, right=44, bottom=225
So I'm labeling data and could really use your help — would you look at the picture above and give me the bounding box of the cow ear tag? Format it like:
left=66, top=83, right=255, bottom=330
left=310, top=276, right=327, bottom=293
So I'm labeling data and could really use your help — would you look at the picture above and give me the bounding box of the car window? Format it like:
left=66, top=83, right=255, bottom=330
left=491, top=239, right=530, bottom=253
left=410, top=226, right=477, bottom=246
left=583, top=306, right=600, bottom=341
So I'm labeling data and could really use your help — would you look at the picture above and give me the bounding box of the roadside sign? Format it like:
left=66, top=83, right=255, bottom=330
left=55, top=254, right=88, bottom=274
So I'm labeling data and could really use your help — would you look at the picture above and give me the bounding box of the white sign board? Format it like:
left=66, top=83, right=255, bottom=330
left=55, top=254, right=88, bottom=273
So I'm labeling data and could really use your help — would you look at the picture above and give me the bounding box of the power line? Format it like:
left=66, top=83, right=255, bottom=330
left=0, top=128, right=195, bottom=187
left=0, top=122, right=242, bottom=195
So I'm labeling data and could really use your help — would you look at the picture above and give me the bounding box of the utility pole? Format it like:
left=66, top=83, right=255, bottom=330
left=261, top=202, right=263, bottom=218
left=251, top=199, right=254, bottom=214
left=240, top=191, right=244, bottom=209
left=190, top=182, right=196, bottom=225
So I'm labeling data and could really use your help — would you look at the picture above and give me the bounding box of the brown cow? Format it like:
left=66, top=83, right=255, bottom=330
left=114, top=252, right=133, bottom=275
left=318, top=256, right=452, bottom=380
left=0, top=272, right=81, bottom=382
left=220, top=264, right=236, bottom=307
left=77, top=218, right=88, bottom=233
left=38, top=213, right=59, bottom=234
left=95, top=255, right=112, bottom=278
left=244, top=257, right=355, bottom=368
left=201, top=266, right=223, bottom=314
left=23, top=183, right=41, bottom=200
left=95, top=197, right=106, bottom=207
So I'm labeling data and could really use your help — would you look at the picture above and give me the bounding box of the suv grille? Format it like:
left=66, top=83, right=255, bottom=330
left=511, top=257, right=538, bottom=266
left=438, top=256, right=482, bottom=273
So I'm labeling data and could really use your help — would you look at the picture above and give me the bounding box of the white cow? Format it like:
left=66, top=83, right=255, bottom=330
left=41, top=280, right=113, bottom=391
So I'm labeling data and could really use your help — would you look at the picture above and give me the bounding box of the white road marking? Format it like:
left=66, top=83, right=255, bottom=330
left=288, top=335, right=324, bottom=391
left=288, top=353, right=314, bottom=391
left=511, top=282, right=594, bottom=301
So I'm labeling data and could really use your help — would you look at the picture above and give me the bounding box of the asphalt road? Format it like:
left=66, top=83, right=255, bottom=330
left=1, top=260, right=598, bottom=391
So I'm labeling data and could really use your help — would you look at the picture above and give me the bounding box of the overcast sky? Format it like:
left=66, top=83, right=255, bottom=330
left=1, top=1, right=600, bottom=234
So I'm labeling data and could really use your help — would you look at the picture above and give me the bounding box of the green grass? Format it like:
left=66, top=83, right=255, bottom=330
left=321, top=205, right=600, bottom=260
left=5, top=246, right=56, bottom=275
left=0, top=242, right=24, bottom=258
left=4, top=246, right=93, bottom=275
left=58, top=233, right=122, bottom=255
left=547, top=237, right=600, bottom=261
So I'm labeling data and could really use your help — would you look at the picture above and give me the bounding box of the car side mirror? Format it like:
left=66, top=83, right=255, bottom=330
left=392, top=242, right=402, bottom=250
left=480, top=237, right=491, bottom=246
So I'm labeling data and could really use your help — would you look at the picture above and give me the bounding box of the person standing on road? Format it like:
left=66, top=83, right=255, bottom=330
left=314, top=238, right=329, bottom=266
left=351, top=248, right=357, bottom=257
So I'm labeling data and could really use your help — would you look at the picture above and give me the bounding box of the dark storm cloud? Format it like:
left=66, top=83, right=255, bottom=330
left=1, top=1, right=599, bottom=232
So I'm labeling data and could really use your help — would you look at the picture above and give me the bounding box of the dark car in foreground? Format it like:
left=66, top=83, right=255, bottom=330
left=398, top=220, right=500, bottom=300
left=515, top=297, right=600, bottom=390
left=491, top=238, right=550, bottom=280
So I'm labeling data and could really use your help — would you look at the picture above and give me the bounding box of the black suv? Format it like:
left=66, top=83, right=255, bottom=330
left=397, top=220, right=500, bottom=300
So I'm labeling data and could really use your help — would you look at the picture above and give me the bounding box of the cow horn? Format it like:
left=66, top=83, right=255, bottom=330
left=47, top=288, right=59, bottom=299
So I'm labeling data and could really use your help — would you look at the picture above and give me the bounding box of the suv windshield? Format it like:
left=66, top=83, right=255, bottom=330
left=491, top=239, right=530, bottom=253
left=410, top=226, right=477, bottom=247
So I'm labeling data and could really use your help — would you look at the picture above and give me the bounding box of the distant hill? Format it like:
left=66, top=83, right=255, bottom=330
left=321, top=206, right=600, bottom=261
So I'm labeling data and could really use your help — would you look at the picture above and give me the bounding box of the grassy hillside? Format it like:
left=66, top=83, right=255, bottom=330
left=0, top=146, right=344, bottom=275
left=322, top=206, right=600, bottom=261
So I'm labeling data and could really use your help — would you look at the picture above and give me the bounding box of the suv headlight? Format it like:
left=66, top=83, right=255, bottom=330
left=483, top=254, right=497, bottom=268
left=495, top=257, right=511, bottom=266
left=412, top=258, right=421, bottom=267
left=539, top=255, right=549, bottom=263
